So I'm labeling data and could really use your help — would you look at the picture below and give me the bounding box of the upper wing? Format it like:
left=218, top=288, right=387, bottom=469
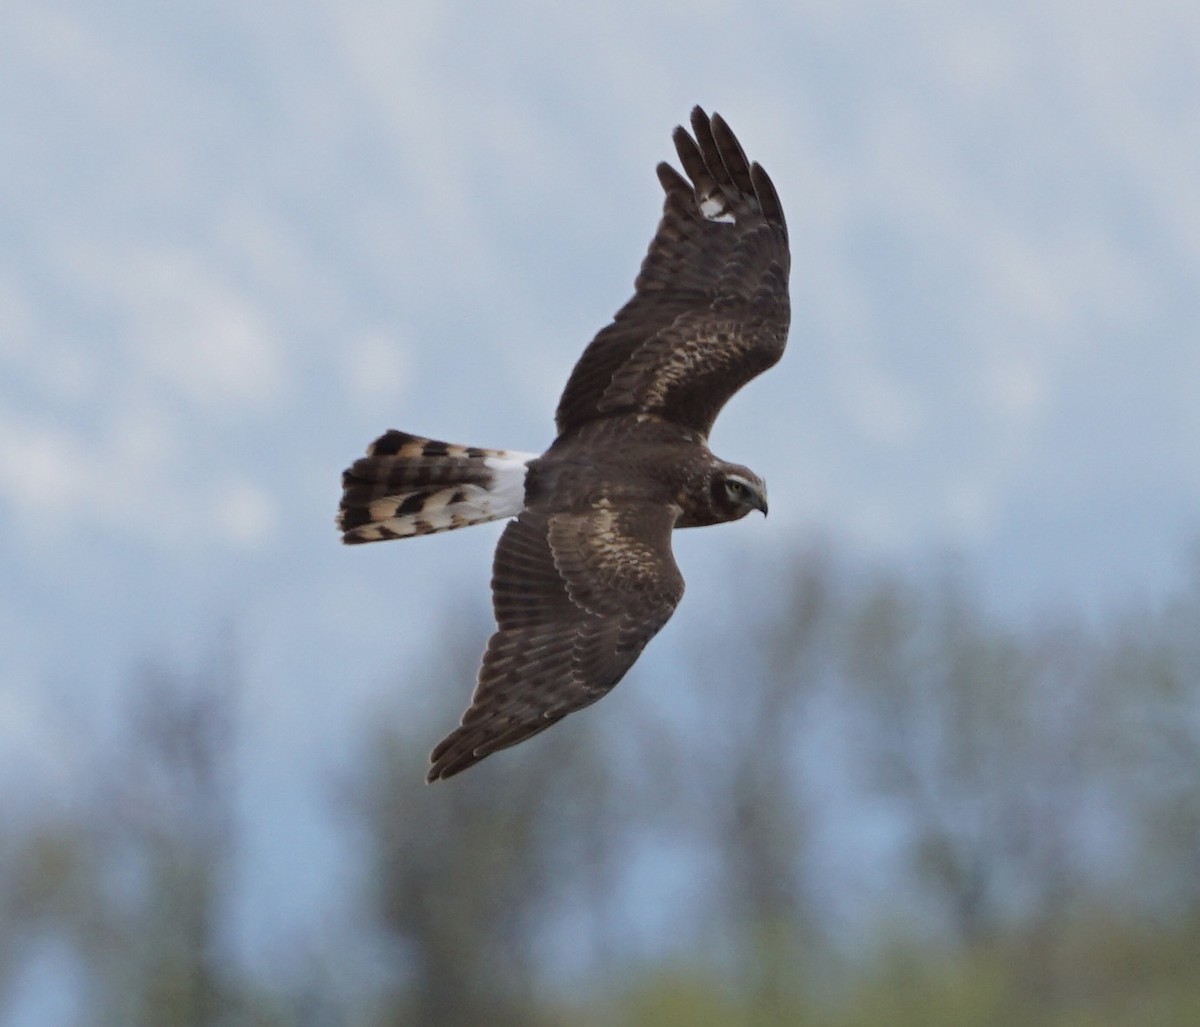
left=427, top=500, right=684, bottom=781
left=554, top=107, right=791, bottom=439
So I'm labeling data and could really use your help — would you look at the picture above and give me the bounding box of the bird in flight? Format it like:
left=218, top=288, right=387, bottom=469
left=338, top=107, right=790, bottom=781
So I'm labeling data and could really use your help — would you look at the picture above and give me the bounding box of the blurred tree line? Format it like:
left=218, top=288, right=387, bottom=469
left=3, top=545, right=1199, bottom=1026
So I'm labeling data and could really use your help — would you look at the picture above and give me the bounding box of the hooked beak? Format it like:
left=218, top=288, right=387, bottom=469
left=751, top=491, right=768, bottom=517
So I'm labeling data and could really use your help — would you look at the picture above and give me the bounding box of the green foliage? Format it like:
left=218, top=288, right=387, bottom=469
left=573, top=918, right=1200, bottom=1027
left=838, top=918, right=1200, bottom=1027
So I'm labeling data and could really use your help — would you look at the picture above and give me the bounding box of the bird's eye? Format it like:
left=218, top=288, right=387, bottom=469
left=726, top=479, right=746, bottom=495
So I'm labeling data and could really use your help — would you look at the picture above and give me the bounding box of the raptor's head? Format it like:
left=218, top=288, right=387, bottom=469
left=709, top=463, right=768, bottom=522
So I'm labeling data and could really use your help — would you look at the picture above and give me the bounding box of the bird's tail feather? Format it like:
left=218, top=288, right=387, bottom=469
left=338, top=430, right=535, bottom=544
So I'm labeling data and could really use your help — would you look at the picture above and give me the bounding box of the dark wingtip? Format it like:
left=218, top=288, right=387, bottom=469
left=687, top=106, right=788, bottom=236
left=751, top=162, right=787, bottom=232
left=426, top=753, right=470, bottom=783
left=426, top=729, right=475, bottom=782
left=656, top=160, right=687, bottom=192
left=426, top=752, right=446, bottom=783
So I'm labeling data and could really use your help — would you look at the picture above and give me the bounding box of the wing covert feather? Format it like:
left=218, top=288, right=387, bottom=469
left=427, top=504, right=683, bottom=781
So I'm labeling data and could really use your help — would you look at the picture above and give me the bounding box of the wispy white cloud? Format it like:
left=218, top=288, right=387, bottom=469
left=61, top=242, right=290, bottom=411
left=340, top=331, right=412, bottom=407
left=213, top=479, right=276, bottom=548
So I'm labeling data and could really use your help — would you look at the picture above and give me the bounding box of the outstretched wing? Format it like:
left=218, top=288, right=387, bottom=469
left=555, top=106, right=791, bottom=439
left=427, top=501, right=684, bottom=781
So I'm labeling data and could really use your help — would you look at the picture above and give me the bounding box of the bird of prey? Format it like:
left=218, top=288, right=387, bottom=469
left=338, top=107, right=790, bottom=781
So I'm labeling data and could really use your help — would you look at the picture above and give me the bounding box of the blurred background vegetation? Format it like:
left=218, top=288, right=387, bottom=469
left=4, top=544, right=1199, bottom=1026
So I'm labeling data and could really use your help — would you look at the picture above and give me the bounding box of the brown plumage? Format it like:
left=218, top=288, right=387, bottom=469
left=337, top=107, right=790, bottom=781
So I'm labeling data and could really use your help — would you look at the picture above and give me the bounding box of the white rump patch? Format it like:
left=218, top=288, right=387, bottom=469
left=700, top=195, right=735, bottom=223
left=482, top=452, right=535, bottom=519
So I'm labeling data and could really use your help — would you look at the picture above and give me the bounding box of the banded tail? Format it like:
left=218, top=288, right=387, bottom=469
left=338, top=430, right=536, bottom=544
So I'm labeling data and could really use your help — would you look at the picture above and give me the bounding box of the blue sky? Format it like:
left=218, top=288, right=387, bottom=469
left=3, top=0, right=1200, bottom=975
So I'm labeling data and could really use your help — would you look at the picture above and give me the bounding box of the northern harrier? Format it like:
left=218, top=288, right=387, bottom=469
left=339, top=107, right=790, bottom=781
